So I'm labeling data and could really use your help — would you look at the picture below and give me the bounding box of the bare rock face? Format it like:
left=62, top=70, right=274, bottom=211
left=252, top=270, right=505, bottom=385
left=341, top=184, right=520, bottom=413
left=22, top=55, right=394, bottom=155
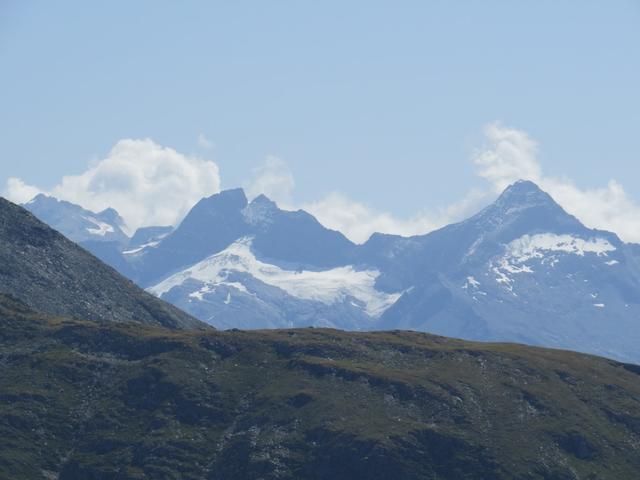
left=0, top=197, right=202, bottom=329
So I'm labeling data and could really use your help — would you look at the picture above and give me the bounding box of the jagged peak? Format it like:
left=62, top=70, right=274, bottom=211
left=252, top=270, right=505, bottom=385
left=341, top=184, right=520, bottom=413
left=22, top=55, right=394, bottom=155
left=250, top=193, right=278, bottom=208
left=456, top=179, right=584, bottom=235
left=474, top=180, right=564, bottom=222
left=192, top=188, right=248, bottom=214
left=24, top=194, right=126, bottom=230
left=25, top=193, right=59, bottom=205
left=97, top=207, right=125, bottom=225
left=494, top=180, right=554, bottom=208
left=243, top=194, right=279, bottom=226
left=218, top=187, right=247, bottom=199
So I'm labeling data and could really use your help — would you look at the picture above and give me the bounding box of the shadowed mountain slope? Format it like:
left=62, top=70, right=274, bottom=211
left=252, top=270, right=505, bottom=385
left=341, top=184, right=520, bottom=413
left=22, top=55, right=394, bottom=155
left=0, top=197, right=202, bottom=329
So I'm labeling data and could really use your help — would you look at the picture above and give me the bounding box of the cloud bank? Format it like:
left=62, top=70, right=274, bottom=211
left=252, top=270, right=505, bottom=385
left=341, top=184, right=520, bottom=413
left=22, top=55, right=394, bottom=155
left=301, top=190, right=489, bottom=244
left=4, top=139, right=220, bottom=233
left=245, top=156, right=295, bottom=207
left=246, top=157, right=489, bottom=243
left=5, top=123, right=640, bottom=244
left=247, top=122, right=640, bottom=244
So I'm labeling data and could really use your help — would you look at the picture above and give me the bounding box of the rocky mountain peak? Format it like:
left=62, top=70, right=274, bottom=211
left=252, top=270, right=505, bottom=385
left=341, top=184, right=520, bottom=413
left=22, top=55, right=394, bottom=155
left=493, top=180, right=555, bottom=210
left=465, top=180, right=583, bottom=237
left=243, top=194, right=279, bottom=227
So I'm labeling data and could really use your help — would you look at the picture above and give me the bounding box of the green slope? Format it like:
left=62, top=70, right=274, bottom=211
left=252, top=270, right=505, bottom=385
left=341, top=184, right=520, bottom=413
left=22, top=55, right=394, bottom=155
left=1, top=294, right=639, bottom=479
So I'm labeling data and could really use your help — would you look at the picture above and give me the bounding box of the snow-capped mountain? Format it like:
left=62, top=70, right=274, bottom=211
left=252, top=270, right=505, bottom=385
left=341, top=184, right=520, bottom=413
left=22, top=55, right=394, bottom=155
left=132, top=189, right=382, bottom=329
left=22, top=194, right=137, bottom=274
left=21, top=181, right=640, bottom=363
left=133, top=189, right=357, bottom=286
left=372, top=181, right=640, bottom=363
left=22, top=195, right=173, bottom=278
left=24, top=194, right=129, bottom=245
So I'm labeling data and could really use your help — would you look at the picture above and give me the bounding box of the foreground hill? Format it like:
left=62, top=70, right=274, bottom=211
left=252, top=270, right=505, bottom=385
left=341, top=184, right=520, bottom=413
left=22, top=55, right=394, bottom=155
left=0, top=198, right=202, bottom=329
left=1, top=294, right=639, bottom=479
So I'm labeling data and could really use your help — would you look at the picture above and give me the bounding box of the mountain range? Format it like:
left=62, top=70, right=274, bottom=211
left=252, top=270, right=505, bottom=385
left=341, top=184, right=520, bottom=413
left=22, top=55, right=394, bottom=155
left=24, top=181, right=640, bottom=364
left=2, top=192, right=640, bottom=478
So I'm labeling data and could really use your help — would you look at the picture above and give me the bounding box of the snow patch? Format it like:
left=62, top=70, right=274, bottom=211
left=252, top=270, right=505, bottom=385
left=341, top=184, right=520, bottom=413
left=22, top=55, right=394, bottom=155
left=188, top=281, right=250, bottom=301
left=490, top=233, right=616, bottom=292
left=462, top=276, right=489, bottom=298
left=84, top=216, right=115, bottom=236
left=122, top=241, right=160, bottom=255
left=506, top=234, right=615, bottom=262
left=462, top=276, right=481, bottom=289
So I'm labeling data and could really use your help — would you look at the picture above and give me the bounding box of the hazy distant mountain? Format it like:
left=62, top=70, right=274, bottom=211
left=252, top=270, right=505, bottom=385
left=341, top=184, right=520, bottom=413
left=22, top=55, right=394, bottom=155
left=24, top=193, right=129, bottom=244
left=23, top=182, right=640, bottom=363
left=23, top=193, right=136, bottom=275
left=0, top=197, right=202, bottom=329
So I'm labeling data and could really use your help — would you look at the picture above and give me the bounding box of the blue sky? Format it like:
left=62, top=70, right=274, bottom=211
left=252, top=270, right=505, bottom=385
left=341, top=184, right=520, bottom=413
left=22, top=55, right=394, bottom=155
left=1, top=1, right=639, bottom=241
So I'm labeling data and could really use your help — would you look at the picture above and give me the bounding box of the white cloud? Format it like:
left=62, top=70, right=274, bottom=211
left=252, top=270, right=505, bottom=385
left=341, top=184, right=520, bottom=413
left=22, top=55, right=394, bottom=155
left=246, top=122, right=640, bottom=244
left=4, top=138, right=220, bottom=233
left=197, top=133, right=213, bottom=149
left=6, top=123, right=639, bottom=246
left=302, top=190, right=489, bottom=244
left=473, top=122, right=541, bottom=192
left=540, top=178, right=640, bottom=242
left=4, top=178, right=43, bottom=204
left=302, top=192, right=430, bottom=243
left=242, top=157, right=487, bottom=243
left=245, top=156, right=295, bottom=206
left=474, top=122, right=640, bottom=243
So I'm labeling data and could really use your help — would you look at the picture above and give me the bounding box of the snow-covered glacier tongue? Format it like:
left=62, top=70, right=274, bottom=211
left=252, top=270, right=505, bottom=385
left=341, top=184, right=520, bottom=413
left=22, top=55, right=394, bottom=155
left=148, top=237, right=402, bottom=329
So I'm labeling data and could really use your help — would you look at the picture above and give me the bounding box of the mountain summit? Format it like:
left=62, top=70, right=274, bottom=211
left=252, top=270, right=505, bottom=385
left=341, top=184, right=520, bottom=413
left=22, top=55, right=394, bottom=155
left=467, top=180, right=585, bottom=239
left=25, top=193, right=129, bottom=244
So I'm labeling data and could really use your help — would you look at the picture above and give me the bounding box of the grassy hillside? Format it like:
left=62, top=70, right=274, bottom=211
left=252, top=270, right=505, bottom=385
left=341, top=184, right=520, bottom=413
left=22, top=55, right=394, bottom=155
left=1, top=294, right=639, bottom=479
